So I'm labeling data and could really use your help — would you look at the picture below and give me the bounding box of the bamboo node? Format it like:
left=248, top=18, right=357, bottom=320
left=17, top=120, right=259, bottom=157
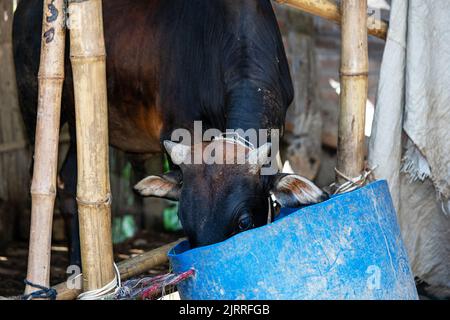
left=30, top=190, right=57, bottom=197
left=339, top=70, right=369, bottom=77
left=37, top=74, right=65, bottom=81
left=70, top=54, right=106, bottom=63
left=76, top=194, right=112, bottom=207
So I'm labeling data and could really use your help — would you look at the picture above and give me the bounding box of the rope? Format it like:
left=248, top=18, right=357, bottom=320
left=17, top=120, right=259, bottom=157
left=115, top=269, right=195, bottom=300
left=77, top=263, right=121, bottom=300
left=142, top=269, right=195, bottom=300
left=21, top=280, right=57, bottom=300
left=213, top=132, right=256, bottom=150
left=331, top=166, right=378, bottom=195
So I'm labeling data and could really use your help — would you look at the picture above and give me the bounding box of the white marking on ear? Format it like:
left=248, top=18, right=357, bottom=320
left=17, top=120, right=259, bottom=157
left=134, top=175, right=179, bottom=200
left=272, top=174, right=326, bottom=207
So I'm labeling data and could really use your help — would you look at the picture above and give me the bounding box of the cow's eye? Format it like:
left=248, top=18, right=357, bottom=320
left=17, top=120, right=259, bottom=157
left=237, top=213, right=254, bottom=231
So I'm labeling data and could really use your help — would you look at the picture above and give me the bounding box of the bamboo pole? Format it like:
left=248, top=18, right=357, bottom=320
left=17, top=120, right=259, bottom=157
left=336, top=0, right=369, bottom=182
left=53, top=239, right=184, bottom=300
left=68, top=0, right=115, bottom=292
left=274, top=0, right=388, bottom=40
left=25, top=0, right=66, bottom=295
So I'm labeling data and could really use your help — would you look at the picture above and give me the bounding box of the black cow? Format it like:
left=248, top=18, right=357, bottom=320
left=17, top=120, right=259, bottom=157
left=13, top=0, right=325, bottom=266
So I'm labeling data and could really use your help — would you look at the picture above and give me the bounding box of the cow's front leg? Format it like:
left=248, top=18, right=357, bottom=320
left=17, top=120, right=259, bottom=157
left=57, top=139, right=81, bottom=268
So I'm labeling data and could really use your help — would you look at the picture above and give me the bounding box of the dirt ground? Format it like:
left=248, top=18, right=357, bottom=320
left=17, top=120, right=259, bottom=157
left=0, top=230, right=182, bottom=298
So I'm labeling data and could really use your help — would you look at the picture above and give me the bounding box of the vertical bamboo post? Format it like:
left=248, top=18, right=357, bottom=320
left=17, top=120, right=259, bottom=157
left=25, top=0, right=66, bottom=295
left=68, top=0, right=115, bottom=291
left=336, top=0, right=368, bottom=183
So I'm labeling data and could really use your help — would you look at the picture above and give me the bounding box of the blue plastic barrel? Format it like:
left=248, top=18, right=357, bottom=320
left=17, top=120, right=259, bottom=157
left=168, top=180, right=418, bottom=300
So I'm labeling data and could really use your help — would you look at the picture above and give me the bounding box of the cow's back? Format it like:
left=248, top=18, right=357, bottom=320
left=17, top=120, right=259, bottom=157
left=14, top=0, right=292, bottom=153
left=14, top=0, right=165, bottom=153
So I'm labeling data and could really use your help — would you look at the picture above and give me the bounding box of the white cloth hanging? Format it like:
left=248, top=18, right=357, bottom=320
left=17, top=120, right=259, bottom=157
left=369, top=0, right=450, bottom=298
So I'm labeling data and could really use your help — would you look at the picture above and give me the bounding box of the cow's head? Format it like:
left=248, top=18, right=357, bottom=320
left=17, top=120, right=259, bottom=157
left=135, top=140, right=326, bottom=247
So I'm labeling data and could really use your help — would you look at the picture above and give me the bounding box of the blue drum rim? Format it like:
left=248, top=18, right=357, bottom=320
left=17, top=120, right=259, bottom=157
left=168, top=180, right=389, bottom=260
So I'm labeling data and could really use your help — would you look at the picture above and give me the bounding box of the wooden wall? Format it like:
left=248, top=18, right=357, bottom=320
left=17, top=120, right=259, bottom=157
left=0, top=0, right=31, bottom=247
left=274, top=4, right=322, bottom=180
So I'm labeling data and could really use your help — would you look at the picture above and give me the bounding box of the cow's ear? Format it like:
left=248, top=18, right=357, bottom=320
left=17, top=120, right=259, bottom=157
left=134, top=173, right=181, bottom=201
left=270, top=174, right=327, bottom=208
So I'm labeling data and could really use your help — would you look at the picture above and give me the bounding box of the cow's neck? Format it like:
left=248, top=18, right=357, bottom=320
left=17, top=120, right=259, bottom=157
left=225, top=82, right=285, bottom=145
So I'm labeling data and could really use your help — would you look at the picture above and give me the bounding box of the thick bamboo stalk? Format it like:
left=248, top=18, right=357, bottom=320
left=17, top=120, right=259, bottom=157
left=25, top=0, right=66, bottom=295
left=52, top=239, right=184, bottom=300
left=336, top=0, right=369, bottom=182
left=275, top=0, right=388, bottom=40
left=69, top=0, right=115, bottom=292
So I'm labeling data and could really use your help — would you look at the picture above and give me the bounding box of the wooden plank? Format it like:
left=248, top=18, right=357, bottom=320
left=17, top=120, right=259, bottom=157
left=275, top=0, right=388, bottom=40
left=0, top=134, right=70, bottom=154
left=0, top=140, right=27, bottom=153
left=53, top=239, right=184, bottom=300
